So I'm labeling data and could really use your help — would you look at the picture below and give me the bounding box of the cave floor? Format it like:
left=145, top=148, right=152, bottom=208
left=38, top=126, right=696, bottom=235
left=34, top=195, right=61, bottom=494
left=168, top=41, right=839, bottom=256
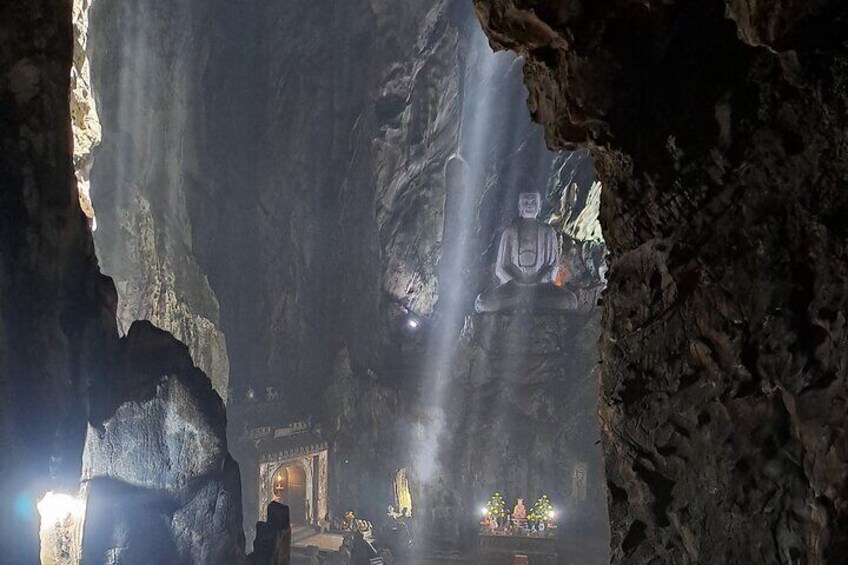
left=413, top=549, right=474, bottom=564
left=291, top=531, right=345, bottom=552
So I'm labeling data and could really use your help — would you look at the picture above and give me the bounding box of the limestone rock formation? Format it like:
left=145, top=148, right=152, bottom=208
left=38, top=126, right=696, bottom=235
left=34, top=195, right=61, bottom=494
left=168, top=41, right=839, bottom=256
left=71, top=0, right=101, bottom=223
left=474, top=1, right=848, bottom=563
left=0, top=3, right=245, bottom=561
left=84, top=322, right=223, bottom=484
left=89, top=0, right=231, bottom=401
left=436, top=310, right=609, bottom=563
left=82, top=321, right=244, bottom=563
left=1, top=2, right=113, bottom=560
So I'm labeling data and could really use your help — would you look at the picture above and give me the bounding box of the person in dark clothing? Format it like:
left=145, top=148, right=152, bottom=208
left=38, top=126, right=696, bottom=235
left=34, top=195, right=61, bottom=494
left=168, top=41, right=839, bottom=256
left=351, top=531, right=374, bottom=565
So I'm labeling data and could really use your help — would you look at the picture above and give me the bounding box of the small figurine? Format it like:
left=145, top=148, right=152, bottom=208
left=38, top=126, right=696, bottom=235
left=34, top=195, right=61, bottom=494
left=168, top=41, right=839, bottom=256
left=342, top=510, right=356, bottom=531
left=480, top=514, right=494, bottom=532
left=387, top=505, right=400, bottom=520
left=513, top=498, right=527, bottom=521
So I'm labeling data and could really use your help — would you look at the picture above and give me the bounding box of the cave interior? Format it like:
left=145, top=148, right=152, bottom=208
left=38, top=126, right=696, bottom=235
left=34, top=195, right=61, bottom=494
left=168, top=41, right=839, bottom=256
left=2, top=1, right=847, bottom=565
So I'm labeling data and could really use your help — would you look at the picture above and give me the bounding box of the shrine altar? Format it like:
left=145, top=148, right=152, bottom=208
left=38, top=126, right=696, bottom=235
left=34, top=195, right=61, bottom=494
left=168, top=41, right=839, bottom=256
left=477, top=532, right=558, bottom=565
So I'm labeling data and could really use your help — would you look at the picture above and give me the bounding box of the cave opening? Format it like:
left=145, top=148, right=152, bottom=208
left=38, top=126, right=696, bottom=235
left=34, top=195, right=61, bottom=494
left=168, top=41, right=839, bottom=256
left=30, top=0, right=606, bottom=564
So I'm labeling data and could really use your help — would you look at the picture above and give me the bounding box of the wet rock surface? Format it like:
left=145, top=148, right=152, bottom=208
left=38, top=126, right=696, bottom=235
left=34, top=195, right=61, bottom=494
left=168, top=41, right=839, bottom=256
left=474, top=0, right=848, bottom=563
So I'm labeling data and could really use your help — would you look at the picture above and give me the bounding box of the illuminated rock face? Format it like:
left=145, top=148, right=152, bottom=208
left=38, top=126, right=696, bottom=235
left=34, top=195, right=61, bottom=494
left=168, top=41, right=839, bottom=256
left=88, top=0, right=231, bottom=402
left=83, top=323, right=227, bottom=491
left=82, top=321, right=244, bottom=564
left=37, top=492, right=86, bottom=565
left=474, top=1, right=848, bottom=563
left=71, top=0, right=101, bottom=224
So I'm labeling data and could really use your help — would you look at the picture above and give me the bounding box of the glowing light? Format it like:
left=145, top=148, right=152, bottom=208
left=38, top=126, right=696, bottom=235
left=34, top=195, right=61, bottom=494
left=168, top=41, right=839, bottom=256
left=13, top=492, right=33, bottom=520
left=37, top=491, right=86, bottom=565
left=37, top=492, right=85, bottom=525
left=406, top=318, right=420, bottom=329
left=411, top=17, right=507, bottom=493
left=480, top=507, right=488, bottom=516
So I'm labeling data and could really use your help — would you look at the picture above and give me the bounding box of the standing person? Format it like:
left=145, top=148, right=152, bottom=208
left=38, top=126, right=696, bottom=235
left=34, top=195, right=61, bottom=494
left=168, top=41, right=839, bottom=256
left=399, top=507, right=413, bottom=548
left=350, top=531, right=372, bottom=565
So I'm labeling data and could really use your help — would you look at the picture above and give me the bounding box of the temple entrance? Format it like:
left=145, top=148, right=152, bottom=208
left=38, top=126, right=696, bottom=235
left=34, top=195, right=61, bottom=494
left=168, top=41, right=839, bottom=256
left=255, top=422, right=329, bottom=531
left=272, top=463, right=308, bottom=525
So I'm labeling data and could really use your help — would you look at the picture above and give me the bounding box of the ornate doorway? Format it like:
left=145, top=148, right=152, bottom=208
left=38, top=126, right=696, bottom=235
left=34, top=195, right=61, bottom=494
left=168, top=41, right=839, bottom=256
left=272, top=463, right=308, bottom=525
left=255, top=422, right=329, bottom=529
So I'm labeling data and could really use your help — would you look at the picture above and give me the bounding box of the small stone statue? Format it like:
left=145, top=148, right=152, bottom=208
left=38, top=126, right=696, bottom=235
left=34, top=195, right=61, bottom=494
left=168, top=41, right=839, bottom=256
left=475, top=192, right=577, bottom=312
left=513, top=498, right=527, bottom=521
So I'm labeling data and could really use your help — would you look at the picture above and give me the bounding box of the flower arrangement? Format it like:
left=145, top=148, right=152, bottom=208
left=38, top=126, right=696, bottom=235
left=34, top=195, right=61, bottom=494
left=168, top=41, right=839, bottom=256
left=527, top=494, right=554, bottom=524
left=484, top=492, right=506, bottom=518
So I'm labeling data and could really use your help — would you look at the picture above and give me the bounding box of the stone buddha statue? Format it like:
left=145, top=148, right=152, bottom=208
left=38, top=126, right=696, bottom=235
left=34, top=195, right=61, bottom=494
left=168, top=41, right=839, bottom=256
left=475, top=192, right=577, bottom=313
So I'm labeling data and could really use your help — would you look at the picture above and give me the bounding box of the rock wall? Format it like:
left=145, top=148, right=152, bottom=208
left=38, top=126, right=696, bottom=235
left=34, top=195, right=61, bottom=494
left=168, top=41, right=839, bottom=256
left=191, top=0, right=467, bottom=411
left=200, top=2, right=600, bottom=538
left=71, top=0, right=101, bottom=224
left=89, top=0, right=231, bottom=401
left=474, top=1, right=848, bottom=563
left=1, top=3, right=244, bottom=562
left=82, top=321, right=244, bottom=564
left=436, top=311, right=609, bottom=563
left=1, top=2, right=112, bottom=560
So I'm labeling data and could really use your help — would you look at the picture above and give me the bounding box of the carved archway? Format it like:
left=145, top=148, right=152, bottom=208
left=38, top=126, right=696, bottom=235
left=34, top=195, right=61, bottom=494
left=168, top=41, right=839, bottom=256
left=271, top=462, right=308, bottom=526
left=258, top=447, right=329, bottom=529
left=393, top=467, right=414, bottom=516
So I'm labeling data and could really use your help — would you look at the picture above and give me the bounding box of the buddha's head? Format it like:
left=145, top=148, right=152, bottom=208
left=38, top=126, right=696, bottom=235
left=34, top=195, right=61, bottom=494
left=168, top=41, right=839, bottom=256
left=518, top=192, right=541, bottom=219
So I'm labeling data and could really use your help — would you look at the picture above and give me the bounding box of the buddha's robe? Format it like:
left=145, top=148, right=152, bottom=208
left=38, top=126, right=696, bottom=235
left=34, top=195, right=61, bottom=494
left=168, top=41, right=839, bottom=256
left=495, top=219, right=559, bottom=285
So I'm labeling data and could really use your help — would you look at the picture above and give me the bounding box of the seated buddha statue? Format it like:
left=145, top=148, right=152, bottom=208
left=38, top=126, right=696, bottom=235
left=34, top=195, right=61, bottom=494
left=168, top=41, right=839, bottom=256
left=513, top=498, right=527, bottom=521
left=475, top=192, right=577, bottom=313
